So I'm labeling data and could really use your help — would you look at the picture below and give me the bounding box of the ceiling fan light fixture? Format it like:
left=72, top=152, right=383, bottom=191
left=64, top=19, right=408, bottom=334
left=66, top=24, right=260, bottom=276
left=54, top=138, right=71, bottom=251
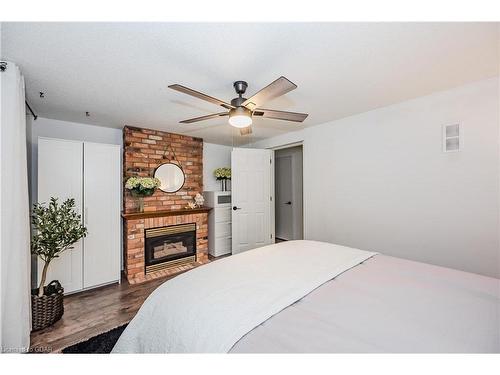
left=228, top=107, right=252, bottom=128
left=169, top=76, right=308, bottom=135
left=229, top=115, right=252, bottom=128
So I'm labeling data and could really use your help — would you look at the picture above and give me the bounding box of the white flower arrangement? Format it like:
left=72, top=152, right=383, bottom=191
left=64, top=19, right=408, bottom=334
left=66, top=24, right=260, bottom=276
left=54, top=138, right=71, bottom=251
left=213, top=167, right=231, bottom=180
left=125, top=176, right=161, bottom=197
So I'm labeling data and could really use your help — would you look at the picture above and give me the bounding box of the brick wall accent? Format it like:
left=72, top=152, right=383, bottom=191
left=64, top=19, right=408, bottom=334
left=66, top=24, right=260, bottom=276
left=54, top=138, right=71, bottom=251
left=123, top=213, right=209, bottom=284
left=122, top=126, right=208, bottom=283
left=123, top=126, right=203, bottom=213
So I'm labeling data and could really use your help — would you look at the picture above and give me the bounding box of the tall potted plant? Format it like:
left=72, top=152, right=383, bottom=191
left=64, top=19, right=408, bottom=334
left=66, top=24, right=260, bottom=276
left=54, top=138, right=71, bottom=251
left=31, top=197, right=87, bottom=330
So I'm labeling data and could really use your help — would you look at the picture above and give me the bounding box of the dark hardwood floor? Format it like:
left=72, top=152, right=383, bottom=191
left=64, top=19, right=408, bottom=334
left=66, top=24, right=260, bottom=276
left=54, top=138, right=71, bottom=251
left=30, top=273, right=177, bottom=353
left=30, top=253, right=235, bottom=353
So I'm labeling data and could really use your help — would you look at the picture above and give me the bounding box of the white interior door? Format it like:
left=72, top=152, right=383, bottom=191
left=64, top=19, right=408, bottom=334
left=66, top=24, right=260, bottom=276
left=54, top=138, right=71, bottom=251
left=231, top=148, right=272, bottom=254
left=275, top=155, right=294, bottom=240
left=83, top=142, right=121, bottom=288
left=38, top=138, right=83, bottom=293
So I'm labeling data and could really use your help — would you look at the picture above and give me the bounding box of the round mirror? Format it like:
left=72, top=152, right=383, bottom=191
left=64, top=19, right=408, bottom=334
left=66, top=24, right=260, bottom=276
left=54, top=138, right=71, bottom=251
left=154, top=163, right=185, bottom=193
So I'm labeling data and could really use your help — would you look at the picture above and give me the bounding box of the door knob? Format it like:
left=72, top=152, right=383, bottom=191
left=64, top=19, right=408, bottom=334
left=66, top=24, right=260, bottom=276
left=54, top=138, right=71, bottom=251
left=285, top=201, right=292, bottom=205
left=233, top=206, right=241, bottom=211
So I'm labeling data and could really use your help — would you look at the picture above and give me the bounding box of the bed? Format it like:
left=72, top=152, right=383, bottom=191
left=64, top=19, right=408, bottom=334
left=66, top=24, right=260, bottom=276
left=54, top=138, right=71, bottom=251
left=112, top=240, right=500, bottom=353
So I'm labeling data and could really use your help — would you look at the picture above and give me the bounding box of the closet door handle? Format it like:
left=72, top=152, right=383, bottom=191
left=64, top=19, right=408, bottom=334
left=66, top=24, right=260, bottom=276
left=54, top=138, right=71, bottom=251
left=233, top=206, right=241, bottom=211
left=285, top=201, right=292, bottom=205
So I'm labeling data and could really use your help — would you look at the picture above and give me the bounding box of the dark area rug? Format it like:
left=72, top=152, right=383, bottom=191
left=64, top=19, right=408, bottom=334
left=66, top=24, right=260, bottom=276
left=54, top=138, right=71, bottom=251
left=62, top=324, right=127, bottom=354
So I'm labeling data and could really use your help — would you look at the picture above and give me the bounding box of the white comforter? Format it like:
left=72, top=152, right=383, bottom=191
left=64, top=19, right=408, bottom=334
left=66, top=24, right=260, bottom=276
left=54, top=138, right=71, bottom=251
left=112, top=240, right=376, bottom=353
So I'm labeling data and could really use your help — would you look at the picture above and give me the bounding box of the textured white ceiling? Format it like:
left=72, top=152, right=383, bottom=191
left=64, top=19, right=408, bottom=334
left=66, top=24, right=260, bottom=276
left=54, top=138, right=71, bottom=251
left=2, top=22, right=498, bottom=145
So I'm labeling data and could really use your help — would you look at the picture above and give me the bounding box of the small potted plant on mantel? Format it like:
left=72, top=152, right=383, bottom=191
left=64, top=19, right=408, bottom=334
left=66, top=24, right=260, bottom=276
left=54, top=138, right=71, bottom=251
left=31, top=197, right=87, bottom=331
left=125, top=176, right=161, bottom=212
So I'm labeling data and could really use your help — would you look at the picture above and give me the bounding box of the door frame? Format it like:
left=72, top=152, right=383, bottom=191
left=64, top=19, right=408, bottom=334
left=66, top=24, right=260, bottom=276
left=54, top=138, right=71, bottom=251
left=270, top=141, right=304, bottom=242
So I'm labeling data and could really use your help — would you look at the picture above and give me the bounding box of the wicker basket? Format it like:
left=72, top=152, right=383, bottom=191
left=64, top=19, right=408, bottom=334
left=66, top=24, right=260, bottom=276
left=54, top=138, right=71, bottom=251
left=31, top=280, right=64, bottom=331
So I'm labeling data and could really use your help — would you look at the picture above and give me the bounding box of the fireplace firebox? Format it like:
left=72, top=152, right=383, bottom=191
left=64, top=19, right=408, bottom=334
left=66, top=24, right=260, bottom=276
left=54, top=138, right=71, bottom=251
left=144, top=223, right=196, bottom=274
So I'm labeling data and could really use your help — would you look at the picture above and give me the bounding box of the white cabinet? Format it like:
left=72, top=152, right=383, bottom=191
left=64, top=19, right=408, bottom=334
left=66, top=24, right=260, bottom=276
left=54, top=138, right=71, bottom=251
left=38, top=138, right=84, bottom=293
left=83, top=142, right=121, bottom=288
left=204, top=191, right=232, bottom=257
left=37, top=137, right=121, bottom=294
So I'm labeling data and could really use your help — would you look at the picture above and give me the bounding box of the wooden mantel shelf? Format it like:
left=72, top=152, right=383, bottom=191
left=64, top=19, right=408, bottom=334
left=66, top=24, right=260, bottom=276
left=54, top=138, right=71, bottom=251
left=122, top=207, right=212, bottom=220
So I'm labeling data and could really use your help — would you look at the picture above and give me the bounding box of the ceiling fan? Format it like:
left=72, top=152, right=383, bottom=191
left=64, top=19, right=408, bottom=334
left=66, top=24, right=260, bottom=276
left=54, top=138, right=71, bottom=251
left=168, top=76, right=308, bottom=136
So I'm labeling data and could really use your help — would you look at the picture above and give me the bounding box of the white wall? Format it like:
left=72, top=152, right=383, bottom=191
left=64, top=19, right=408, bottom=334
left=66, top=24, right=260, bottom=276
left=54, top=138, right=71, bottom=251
left=203, top=142, right=232, bottom=192
left=252, top=77, right=500, bottom=278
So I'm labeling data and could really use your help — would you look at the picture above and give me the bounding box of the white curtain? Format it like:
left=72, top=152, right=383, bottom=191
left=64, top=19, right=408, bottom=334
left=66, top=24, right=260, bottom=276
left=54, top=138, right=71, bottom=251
left=0, top=62, right=31, bottom=352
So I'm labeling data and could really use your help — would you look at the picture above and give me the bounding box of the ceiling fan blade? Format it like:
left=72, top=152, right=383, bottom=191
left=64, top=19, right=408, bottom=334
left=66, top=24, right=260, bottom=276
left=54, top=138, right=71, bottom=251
left=179, top=112, right=228, bottom=124
left=253, top=108, right=308, bottom=122
left=242, top=76, right=297, bottom=111
left=169, top=84, right=235, bottom=110
left=239, top=126, right=253, bottom=136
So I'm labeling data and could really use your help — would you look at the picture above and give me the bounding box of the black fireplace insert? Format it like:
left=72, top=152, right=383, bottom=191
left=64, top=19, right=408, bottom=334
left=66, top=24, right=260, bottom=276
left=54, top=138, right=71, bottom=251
left=144, top=223, right=196, bottom=273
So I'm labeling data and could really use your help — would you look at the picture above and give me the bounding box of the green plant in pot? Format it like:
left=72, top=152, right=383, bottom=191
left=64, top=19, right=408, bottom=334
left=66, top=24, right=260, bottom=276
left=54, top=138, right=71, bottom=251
left=213, top=167, right=231, bottom=191
left=125, top=176, right=161, bottom=212
left=31, top=197, right=87, bottom=330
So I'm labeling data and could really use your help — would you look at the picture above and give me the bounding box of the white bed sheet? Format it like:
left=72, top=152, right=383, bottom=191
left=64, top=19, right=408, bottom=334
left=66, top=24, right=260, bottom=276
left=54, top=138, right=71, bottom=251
left=231, top=254, right=500, bottom=353
left=112, top=240, right=376, bottom=353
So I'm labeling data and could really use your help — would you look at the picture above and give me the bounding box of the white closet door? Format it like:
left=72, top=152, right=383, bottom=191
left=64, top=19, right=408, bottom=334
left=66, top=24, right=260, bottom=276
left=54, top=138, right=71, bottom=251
left=38, top=138, right=84, bottom=293
left=83, top=142, right=121, bottom=288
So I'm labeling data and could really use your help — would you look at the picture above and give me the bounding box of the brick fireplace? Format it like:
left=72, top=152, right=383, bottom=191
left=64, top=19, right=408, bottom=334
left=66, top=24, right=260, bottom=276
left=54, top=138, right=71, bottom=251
left=122, top=126, right=210, bottom=284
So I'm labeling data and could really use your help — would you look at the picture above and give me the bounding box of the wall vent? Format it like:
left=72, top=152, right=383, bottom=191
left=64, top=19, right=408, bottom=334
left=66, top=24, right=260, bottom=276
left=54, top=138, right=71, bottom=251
left=443, top=124, right=460, bottom=152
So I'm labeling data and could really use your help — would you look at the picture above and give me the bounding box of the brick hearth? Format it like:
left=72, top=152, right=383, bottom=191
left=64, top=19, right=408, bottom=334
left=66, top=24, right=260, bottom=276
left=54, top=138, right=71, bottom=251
left=123, top=210, right=209, bottom=284
left=122, top=126, right=208, bottom=284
